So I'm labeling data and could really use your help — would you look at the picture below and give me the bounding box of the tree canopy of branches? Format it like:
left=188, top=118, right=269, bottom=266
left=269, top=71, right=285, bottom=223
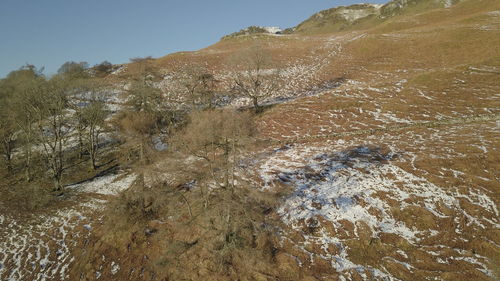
left=76, top=97, right=109, bottom=170
left=176, top=109, right=254, bottom=191
left=94, top=60, right=113, bottom=76
left=32, top=76, right=76, bottom=191
left=0, top=65, right=45, bottom=177
left=128, top=56, right=155, bottom=79
left=128, top=80, right=163, bottom=113
left=177, top=64, right=218, bottom=109
left=0, top=96, right=16, bottom=172
left=116, top=111, right=157, bottom=165
left=0, top=60, right=113, bottom=192
left=229, top=45, right=281, bottom=112
left=57, top=61, right=89, bottom=78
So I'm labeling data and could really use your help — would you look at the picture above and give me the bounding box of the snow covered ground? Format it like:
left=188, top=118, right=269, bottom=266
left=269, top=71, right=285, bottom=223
left=67, top=173, right=136, bottom=196
left=0, top=200, right=103, bottom=281
left=255, top=138, right=498, bottom=280
left=0, top=172, right=135, bottom=281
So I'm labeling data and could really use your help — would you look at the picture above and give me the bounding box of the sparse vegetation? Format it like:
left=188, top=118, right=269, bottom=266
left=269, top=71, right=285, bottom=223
left=76, top=96, right=109, bottom=170
left=176, top=63, right=218, bottom=109
left=0, top=62, right=113, bottom=195
left=229, top=44, right=281, bottom=112
left=1, top=0, right=500, bottom=280
left=93, top=60, right=113, bottom=76
left=221, top=26, right=270, bottom=40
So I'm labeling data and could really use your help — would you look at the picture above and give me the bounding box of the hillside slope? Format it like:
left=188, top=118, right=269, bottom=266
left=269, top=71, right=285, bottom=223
left=1, top=0, right=499, bottom=280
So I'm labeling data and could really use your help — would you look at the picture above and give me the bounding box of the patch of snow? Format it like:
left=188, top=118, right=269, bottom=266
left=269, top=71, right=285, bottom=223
left=396, top=250, right=408, bottom=259
left=452, top=256, right=493, bottom=277
left=111, top=261, right=120, bottom=275
left=443, top=0, right=453, bottom=8
left=110, top=65, right=126, bottom=75
left=68, top=173, right=136, bottom=196
left=339, top=8, right=376, bottom=22
left=487, top=10, right=500, bottom=16
left=263, top=26, right=282, bottom=34
left=0, top=198, right=104, bottom=280
left=153, top=135, right=168, bottom=151
left=257, top=144, right=498, bottom=277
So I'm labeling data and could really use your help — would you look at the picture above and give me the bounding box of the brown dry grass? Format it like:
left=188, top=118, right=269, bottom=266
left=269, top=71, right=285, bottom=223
left=6, top=1, right=499, bottom=280
left=68, top=171, right=293, bottom=280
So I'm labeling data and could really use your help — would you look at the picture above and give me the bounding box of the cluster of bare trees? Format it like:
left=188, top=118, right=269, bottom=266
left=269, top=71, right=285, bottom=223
left=111, top=52, right=275, bottom=248
left=116, top=47, right=282, bottom=263
left=1, top=45, right=285, bottom=277
left=0, top=63, right=108, bottom=192
left=0, top=43, right=280, bottom=197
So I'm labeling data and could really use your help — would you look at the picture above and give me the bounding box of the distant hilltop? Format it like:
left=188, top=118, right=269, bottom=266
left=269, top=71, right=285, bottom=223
left=221, top=26, right=283, bottom=40
left=221, top=0, right=464, bottom=38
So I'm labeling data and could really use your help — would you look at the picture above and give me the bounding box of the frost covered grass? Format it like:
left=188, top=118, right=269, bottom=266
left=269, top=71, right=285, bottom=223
left=0, top=198, right=103, bottom=281
left=67, top=173, right=136, bottom=196
left=0, top=171, right=135, bottom=280
left=254, top=140, right=499, bottom=280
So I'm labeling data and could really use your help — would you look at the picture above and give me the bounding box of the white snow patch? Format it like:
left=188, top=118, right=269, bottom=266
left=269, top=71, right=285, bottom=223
left=68, top=173, right=136, bottom=195
left=0, top=198, right=104, bottom=280
left=263, top=26, right=282, bottom=34
left=257, top=144, right=498, bottom=278
left=339, top=8, right=377, bottom=22
left=111, top=261, right=120, bottom=275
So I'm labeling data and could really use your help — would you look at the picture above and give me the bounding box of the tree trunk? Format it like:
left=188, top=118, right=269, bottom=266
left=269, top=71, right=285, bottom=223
left=2, top=139, right=13, bottom=173
left=140, top=142, right=144, bottom=163
left=4, top=155, right=12, bottom=173
left=90, top=154, right=97, bottom=170
left=252, top=96, right=261, bottom=113
left=89, top=133, right=97, bottom=170
left=25, top=145, right=32, bottom=182
left=78, top=130, right=84, bottom=159
left=24, top=124, right=33, bottom=182
left=53, top=172, right=63, bottom=193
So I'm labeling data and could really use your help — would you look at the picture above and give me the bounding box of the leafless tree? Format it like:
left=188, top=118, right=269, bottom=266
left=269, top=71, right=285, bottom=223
left=229, top=45, right=281, bottom=112
left=128, top=80, right=163, bottom=113
left=1, top=65, right=45, bottom=180
left=0, top=105, right=16, bottom=173
left=177, top=64, right=218, bottom=109
left=32, top=76, right=74, bottom=192
left=79, top=97, right=108, bottom=170
left=175, top=109, right=254, bottom=207
left=57, top=61, right=89, bottom=78
left=117, top=111, right=157, bottom=165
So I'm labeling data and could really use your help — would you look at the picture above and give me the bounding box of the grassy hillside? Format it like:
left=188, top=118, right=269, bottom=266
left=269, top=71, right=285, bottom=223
left=1, top=0, right=499, bottom=280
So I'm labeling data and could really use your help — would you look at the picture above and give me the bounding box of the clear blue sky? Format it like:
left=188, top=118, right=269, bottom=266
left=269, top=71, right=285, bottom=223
left=0, top=0, right=387, bottom=78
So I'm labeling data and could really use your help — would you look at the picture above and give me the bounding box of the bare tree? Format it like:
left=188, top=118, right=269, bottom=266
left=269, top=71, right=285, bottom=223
left=80, top=99, right=108, bottom=170
left=128, top=80, right=162, bottom=113
left=129, top=56, right=155, bottom=81
left=94, top=60, right=113, bottom=76
left=32, top=76, right=74, bottom=192
left=175, top=109, right=254, bottom=207
left=75, top=94, right=108, bottom=170
left=117, top=111, right=157, bottom=165
left=74, top=105, right=88, bottom=160
left=177, top=64, right=218, bottom=109
left=126, top=56, right=165, bottom=117
left=1, top=65, right=45, bottom=180
left=0, top=104, right=16, bottom=173
left=229, top=45, right=281, bottom=112
left=57, top=61, right=89, bottom=79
